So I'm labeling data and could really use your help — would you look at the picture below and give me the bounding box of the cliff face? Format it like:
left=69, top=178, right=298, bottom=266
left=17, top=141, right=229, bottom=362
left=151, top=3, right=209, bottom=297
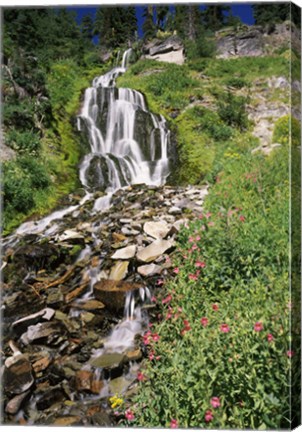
left=216, top=21, right=301, bottom=58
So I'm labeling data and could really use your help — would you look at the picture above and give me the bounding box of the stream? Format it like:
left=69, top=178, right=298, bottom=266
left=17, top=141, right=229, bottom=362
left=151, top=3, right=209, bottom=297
left=2, top=49, right=208, bottom=426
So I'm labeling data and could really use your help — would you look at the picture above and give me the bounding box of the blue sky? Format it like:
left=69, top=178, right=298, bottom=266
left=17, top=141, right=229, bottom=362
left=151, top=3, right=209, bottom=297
left=68, top=4, right=255, bottom=39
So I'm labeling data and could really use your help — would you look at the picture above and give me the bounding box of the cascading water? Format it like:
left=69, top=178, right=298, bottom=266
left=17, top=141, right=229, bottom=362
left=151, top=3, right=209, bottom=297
left=77, top=48, right=170, bottom=211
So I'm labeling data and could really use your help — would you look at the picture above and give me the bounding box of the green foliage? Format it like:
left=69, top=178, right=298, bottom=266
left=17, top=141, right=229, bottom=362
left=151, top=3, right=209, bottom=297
left=253, top=4, right=290, bottom=25
left=192, top=107, right=233, bottom=141
left=217, top=91, right=249, bottom=131
left=185, top=32, right=216, bottom=60
left=204, top=57, right=289, bottom=81
left=5, top=129, right=41, bottom=155
left=224, top=76, right=249, bottom=88
left=273, top=115, right=301, bottom=146
left=129, top=147, right=290, bottom=429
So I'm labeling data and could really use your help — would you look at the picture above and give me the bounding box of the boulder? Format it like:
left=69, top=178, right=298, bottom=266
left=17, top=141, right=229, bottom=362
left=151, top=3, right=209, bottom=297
left=93, top=279, right=143, bottom=312
left=3, top=345, right=34, bottom=395
left=136, top=239, right=174, bottom=263
left=216, top=26, right=264, bottom=58
left=148, top=35, right=183, bottom=56
left=90, top=352, right=125, bottom=369
left=12, top=308, right=55, bottom=335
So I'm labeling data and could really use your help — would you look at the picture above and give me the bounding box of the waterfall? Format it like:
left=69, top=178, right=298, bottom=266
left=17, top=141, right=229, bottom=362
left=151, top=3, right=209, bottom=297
left=78, top=50, right=170, bottom=210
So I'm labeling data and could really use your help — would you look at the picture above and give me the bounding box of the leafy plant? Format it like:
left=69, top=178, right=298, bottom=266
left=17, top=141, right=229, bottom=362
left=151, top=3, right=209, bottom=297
left=217, top=91, right=249, bottom=131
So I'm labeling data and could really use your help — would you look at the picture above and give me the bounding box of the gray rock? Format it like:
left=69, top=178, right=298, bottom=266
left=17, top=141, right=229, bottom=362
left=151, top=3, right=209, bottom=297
left=143, top=221, right=170, bottom=240
left=168, top=206, right=182, bottom=215
left=111, top=245, right=136, bottom=259
left=90, top=352, right=125, bottom=369
left=149, top=35, right=183, bottom=56
left=5, top=390, right=31, bottom=414
left=4, top=346, right=34, bottom=395
left=136, top=239, right=174, bottom=263
left=217, top=26, right=264, bottom=58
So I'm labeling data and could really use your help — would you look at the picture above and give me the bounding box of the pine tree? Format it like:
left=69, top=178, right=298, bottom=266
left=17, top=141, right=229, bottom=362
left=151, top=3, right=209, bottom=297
left=81, top=14, right=94, bottom=41
left=203, top=5, right=231, bottom=30
left=175, top=6, right=202, bottom=41
left=253, top=4, right=290, bottom=25
left=142, top=6, right=156, bottom=41
left=156, top=6, right=169, bottom=31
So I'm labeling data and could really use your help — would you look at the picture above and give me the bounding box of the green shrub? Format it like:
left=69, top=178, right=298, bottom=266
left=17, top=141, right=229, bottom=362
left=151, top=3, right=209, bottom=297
left=185, top=33, right=216, bottom=60
left=224, top=76, right=249, bottom=89
left=192, top=107, right=233, bottom=141
left=217, top=91, right=249, bottom=131
left=18, top=156, right=51, bottom=189
left=127, top=147, right=290, bottom=430
left=5, top=129, right=41, bottom=155
left=273, top=115, right=301, bottom=146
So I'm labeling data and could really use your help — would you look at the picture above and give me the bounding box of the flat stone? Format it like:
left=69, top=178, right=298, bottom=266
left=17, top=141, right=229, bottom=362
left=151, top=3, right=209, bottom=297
left=112, top=232, right=127, bottom=242
left=111, top=245, right=136, bottom=260
left=12, top=308, right=55, bottom=335
left=58, top=230, right=85, bottom=244
left=120, top=218, right=132, bottom=224
left=143, top=221, right=170, bottom=239
left=32, top=354, right=52, bottom=373
left=5, top=390, right=31, bottom=414
left=137, top=263, right=162, bottom=277
left=136, top=239, right=174, bottom=263
left=81, top=312, right=95, bottom=323
left=94, top=279, right=143, bottom=312
left=109, top=261, right=129, bottom=280
left=121, top=227, right=140, bottom=236
left=90, top=352, right=125, bottom=369
left=20, top=321, right=66, bottom=345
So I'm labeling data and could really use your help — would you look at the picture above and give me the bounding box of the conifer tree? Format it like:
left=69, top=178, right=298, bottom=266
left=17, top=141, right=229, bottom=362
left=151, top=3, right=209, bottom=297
left=203, top=5, right=230, bottom=30
left=253, top=3, right=290, bottom=25
left=142, top=6, right=156, bottom=41
left=156, top=6, right=169, bottom=31
left=81, top=14, right=94, bottom=41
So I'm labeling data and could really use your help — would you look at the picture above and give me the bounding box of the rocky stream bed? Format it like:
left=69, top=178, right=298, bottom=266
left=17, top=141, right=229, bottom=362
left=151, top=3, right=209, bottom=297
left=1, top=183, right=208, bottom=426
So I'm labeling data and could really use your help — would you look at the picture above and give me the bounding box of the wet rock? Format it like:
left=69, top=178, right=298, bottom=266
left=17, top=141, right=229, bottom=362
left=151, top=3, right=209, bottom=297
left=81, top=311, right=95, bottom=324
left=13, top=243, right=59, bottom=271
left=3, top=344, right=34, bottom=395
left=20, top=321, right=67, bottom=345
left=143, top=221, right=170, bottom=239
left=109, top=376, right=135, bottom=395
left=112, top=232, right=127, bottom=242
left=136, top=239, right=174, bottom=263
left=90, top=352, right=125, bottom=369
left=55, top=310, right=80, bottom=332
left=125, top=348, right=142, bottom=362
left=32, top=353, right=52, bottom=374
left=109, top=261, right=129, bottom=280
left=111, top=245, right=136, bottom=259
left=5, top=390, right=31, bottom=415
left=71, top=299, right=105, bottom=311
left=35, top=385, right=66, bottom=410
left=57, top=229, right=85, bottom=244
left=46, top=288, right=64, bottom=307
left=12, top=307, right=55, bottom=335
left=53, top=417, right=82, bottom=426
left=137, top=263, right=162, bottom=277
left=94, top=279, right=143, bottom=312
left=75, top=370, right=104, bottom=394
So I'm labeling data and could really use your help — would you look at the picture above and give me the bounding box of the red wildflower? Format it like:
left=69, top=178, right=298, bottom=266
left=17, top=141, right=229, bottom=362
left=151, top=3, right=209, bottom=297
left=239, top=215, right=245, bottom=222
left=151, top=296, right=157, bottom=303
left=210, top=397, right=221, bottom=408
left=188, top=273, right=198, bottom=281
left=287, top=350, right=294, bottom=358
left=191, top=244, right=198, bottom=250
left=156, top=279, right=164, bottom=286
left=204, top=410, right=213, bottom=423
left=173, top=267, right=179, bottom=274
left=200, top=317, right=209, bottom=327
left=125, top=410, right=135, bottom=421
left=149, top=352, right=154, bottom=361
left=170, top=419, right=178, bottom=428
left=254, top=322, right=263, bottom=332
left=212, top=304, right=219, bottom=311
left=152, top=333, right=160, bottom=342
left=220, top=324, right=230, bottom=333
left=188, top=236, right=194, bottom=243
left=267, top=333, right=274, bottom=342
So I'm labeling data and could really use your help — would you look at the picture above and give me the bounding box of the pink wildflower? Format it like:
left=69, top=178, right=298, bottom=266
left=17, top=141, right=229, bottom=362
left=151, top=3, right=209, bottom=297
left=188, top=236, right=194, bottom=243
left=191, top=244, right=198, bottom=250
left=149, top=352, right=154, bottom=361
left=210, top=397, right=221, bottom=408
left=195, top=235, right=201, bottom=241
left=162, top=294, right=172, bottom=304
left=200, top=317, right=209, bottom=327
left=205, top=410, right=213, bottom=423
left=205, top=212, right=212, bottom=219
left=220, top=324, right=230, bottom=333
left=155, top=355, right=161, bottom=360
left=188, top=273, right=198, bottom=281
left=125, top=410, right=135, bottom=421
left=208, top=221, right=215, bottom=227
left=137, top=371, right=146, bottom=381
left=239, top=215, right=245, bottom=222
left=173, top=267, right=180, bottom=274
left=267, top=333, right=274, bottom=342
left=152, top=333, right=160, bottom=342
left=156, top=279, right=164, bottom=286
left=195, top=260, right=206, bottom=268
left=151, top=296, right=157, bottom=303
left=170, top=419, right=178, bottom=428
left=287, top=350, right=294, bottom=358
left=254, top=322, right=263, bottom=332
left=212, top=304, right=219, bottom=311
